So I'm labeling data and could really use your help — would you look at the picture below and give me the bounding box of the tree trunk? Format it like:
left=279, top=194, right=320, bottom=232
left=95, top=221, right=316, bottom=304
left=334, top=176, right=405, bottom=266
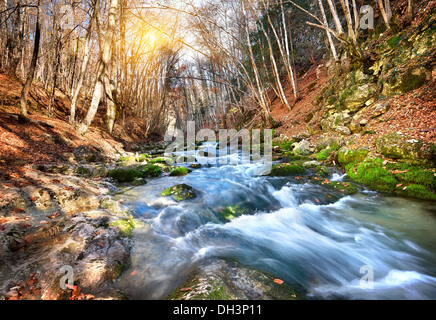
left=20, top=0, right=41, bottom=117
left=77, top=0, right=118, bottom=134
left=318, top=0, right=338, bottom=61
left=377, top=0, right=391, bottom=29
left=407, top=0, right=414, bottom=21
left=326, top=0, right=345, bottom=36
left=8, top=1, right=25, bottom=76
left=70, top=3, right=96, bottom=124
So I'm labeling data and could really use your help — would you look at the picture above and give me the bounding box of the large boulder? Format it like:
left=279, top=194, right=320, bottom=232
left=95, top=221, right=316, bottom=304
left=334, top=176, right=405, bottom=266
left=374, top=133, right=436, bottom=165
left=315, top=134, right=345, bottom=152
left=292, top=140, right=310, bottom=155
left=339, top=83, right=378, bottom=112
left=167, top=259, right=303, bottom=300
left=382, top=67, right=430, bottom=97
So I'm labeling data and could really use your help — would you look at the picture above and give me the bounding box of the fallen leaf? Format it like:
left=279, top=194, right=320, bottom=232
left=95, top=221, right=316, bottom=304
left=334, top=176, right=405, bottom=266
left=396, top=183, right=403, bottom=188
left=383, top=160, right=388, bottom=165
left=97, top=242, right=104, bottom=247
left=179, top=287, right=192, bottom=292
left=130, top=270, right=138, bottom=276
left=315, top=199, right=320, bottom=203
left=273, top=278, right=284, bottom=285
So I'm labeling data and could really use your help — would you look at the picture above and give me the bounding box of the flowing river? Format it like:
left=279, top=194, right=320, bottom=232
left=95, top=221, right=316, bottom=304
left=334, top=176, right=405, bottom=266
left=115, top=144, right=436, bottom=300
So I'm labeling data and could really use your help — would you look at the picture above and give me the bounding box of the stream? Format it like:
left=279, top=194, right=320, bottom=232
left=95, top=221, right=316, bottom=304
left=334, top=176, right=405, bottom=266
left=115, top=143, right=436, bottom=300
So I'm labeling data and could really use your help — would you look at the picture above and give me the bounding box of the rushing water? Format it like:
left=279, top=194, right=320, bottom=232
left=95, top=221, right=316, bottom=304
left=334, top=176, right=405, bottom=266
left=115, top=144, right=436, bottom=300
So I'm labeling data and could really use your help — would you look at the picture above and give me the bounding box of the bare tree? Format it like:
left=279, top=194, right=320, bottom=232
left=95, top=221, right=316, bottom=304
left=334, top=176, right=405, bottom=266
left=20, top=0, right=41, bottom=117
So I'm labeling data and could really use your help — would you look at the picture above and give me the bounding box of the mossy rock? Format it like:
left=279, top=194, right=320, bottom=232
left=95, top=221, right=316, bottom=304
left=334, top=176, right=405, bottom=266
left=189, top=163, right=202, bottom=169
left=166, top=260, right=304, bottom=300
left=110, top=219, right=136, bottom=237
left=108, top=168, right=143, bottom=182
left=374, top=133, right=436, bottom=165
left=217, top=205, right=249, bottom=222
left=169, top=167, right=191, bottom=177
left=137, top=164, right=162, bottom=177
left=338, top=147, right=370, bottom=166
left=382, top=67, right=430, bottom=96
left=160, top=184, right=198, bottom=201
left=400, top=184, right=436, bottom=201
left=132, top=178, right=147, bottom=186
left=75, top=166, right=91, bottom=176
left=150, top=157, right=174, bottom=165
left=269, top=162, right=306, bottom=176
left=345, top=157, right=398, bottom=192
left=322, top=181, right=359, bottom=195
left=91, top=166, right=109, bottom=178
left=316, top=148, right=334, bottom=161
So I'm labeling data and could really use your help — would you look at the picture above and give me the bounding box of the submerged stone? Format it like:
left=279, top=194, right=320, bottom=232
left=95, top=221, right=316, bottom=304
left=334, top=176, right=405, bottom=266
left=160, top=184, right=198, bottom=201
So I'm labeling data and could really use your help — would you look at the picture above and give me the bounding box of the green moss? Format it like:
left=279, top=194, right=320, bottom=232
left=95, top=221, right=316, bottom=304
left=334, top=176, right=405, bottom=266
left=138, top=164, right=162, bottom=177
left=218, top=205, right=248, bottom=221
left=346, top=157, right=397, bottom=192
left=317, top=148, right=333, bottom=161
left=338, top=147, right=370, bottom=166
left=160, top=184, right=197, bottom=201
left=402, top=184, right=436, bottom=201
left=110, top=219, right=136, bottom=237
left=169, top=167, right=191, bottom=176
left=75, top=166, right=91, bottom=176
left=269, top=162, right=306, bottom=176
left=324, top=181, right=359, bottom=195
left=150, top=157, right=174, bottom=164
left=387, top=35, right=400, bottom=49
left=108, top=168, right=143, bottom=182
left=395, top=167, right=436, bottom=190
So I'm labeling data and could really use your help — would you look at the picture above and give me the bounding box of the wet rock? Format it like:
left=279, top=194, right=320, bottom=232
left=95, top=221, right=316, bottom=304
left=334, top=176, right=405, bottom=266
left=160, top=184, right=198, bottom=201
left=167, top=259, right=304, bottom=300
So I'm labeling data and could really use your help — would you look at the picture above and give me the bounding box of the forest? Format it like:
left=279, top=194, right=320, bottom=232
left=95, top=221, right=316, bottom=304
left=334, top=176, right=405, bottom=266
left=0, top=0, right=435, bottom=302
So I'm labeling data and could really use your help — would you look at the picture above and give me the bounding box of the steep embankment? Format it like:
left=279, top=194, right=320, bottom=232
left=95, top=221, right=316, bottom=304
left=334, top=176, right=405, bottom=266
left=268, top=1, right=436, bottom=200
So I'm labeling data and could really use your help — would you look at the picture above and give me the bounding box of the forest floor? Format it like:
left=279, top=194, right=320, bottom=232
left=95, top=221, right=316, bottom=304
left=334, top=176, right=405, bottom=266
left=0, top=70, right=150, bottom=185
